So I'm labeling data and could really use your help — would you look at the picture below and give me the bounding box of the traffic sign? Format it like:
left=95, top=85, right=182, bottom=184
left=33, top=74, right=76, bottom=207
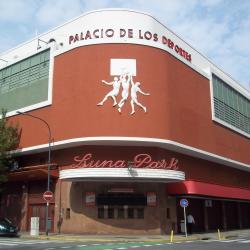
left=180, top=198, right=189, bottom=208
left=43, top=191, right=53, bottom=202
left=180, top=198, right=189, bottom=238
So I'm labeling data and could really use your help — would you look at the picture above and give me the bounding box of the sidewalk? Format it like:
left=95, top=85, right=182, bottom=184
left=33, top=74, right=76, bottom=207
left=20, top=229, right=250, bottom=243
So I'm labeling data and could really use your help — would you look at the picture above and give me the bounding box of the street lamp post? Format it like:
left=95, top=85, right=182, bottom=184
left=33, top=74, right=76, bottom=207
left=17, top=111, right=52, bottom=236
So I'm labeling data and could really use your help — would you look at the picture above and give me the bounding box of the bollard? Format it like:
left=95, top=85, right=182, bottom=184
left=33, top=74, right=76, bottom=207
left=217, top=229, right=221, bottom=240
left=170, top=230, right=174, bottom=243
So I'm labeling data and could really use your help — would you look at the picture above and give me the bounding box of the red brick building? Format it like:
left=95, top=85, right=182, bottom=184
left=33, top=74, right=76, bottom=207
left=0, top=9, right=249, bottom=234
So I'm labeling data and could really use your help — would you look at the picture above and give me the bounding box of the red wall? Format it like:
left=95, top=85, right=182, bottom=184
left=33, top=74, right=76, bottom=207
left=12, top=44, right=250, bottom=165
left=18, top=145, right=250, bottom=189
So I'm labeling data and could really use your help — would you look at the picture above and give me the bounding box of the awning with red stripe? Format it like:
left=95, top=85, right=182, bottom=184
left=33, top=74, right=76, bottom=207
left=167, top=180, right=250, bottom=200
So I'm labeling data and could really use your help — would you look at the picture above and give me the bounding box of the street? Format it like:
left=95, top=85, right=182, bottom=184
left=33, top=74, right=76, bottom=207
left=0, top=237, right=250, bottom=250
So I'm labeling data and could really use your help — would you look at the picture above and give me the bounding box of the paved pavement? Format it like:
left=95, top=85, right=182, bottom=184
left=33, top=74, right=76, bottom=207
left=19, top=229, right=250, bottom=243
left=1, top=233, right=250, bottom=250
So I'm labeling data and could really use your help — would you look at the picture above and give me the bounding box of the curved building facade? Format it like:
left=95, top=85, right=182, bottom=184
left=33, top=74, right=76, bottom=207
left=0, top=9, right=249, bottom=234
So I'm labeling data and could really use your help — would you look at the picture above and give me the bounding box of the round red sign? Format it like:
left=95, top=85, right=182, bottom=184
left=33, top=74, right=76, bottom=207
left=43, top=191, right=53, bottom=202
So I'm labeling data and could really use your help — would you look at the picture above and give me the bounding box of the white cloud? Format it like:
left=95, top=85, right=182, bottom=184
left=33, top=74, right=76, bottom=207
left=173, top=16, right=229, bottom=55
left=0, top=0, right=249, bottom=90
left=34, top=0, right=116, bottom=28
left=81, top=0, right=115, bottom=10
left=35, top=0, right=83, bottom=28
left=214, top=53, right=250, bottom=89
left=200, top=0, right=223, bottom=7
left=124, top=0, right=199, bottom=23
left=224, top=18, right=250, bottom=55
left=0, top=0, right=36, bottom=22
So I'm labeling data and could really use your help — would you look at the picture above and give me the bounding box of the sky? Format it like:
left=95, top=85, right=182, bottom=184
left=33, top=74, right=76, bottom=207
left=0, top=0, right=250, bottom=91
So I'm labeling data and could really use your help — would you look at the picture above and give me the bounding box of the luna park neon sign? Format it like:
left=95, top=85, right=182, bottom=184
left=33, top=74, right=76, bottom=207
left=71, top=153, right=179, bottom=170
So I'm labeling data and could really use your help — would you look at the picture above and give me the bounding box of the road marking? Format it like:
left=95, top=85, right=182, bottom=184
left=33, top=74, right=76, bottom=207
left=0, top=240, right=37, bottom=245
left=0, top=238, right=63, bottom=248
left=0, top=240, right=50, bottom=244
left=202, top=240, right=220, bottom=242
left=0, top=242, right=17, bottom=246
left=76, top=245, right=87, bottom=247
left=221, top=239, right=242, bottom=243
left=203, top=238, right=250, bottom=244
left=61, top=247, right=71, bottom=249
left=0, top=239, right=61, bottom=244
left=142, top=245, right=152, bottom=247
left=38, top=241, right=60, bottom=244
left=130, top=246, right=140, bottom=248
left=240, top=240, right=250, bottom=243
left=155, top=243, right=163, bottom=245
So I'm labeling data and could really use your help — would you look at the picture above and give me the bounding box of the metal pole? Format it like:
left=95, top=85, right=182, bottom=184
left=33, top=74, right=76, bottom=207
left=16, top=111, right=51, bottom=236
left=184, top=206, right=187, bottom=238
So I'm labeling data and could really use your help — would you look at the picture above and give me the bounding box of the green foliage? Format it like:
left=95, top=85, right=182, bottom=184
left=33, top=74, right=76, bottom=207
left=0, top=109, right=19, bottom=185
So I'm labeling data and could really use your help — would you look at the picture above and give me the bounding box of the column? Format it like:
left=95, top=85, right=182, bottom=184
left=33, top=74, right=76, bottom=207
left=237, top=202, right=242, bottom=229
left=221, top=201, right=227, bottom=230
left=204, top=201, right=209, bottom=231
left=20, top=183, right=29, bottom=231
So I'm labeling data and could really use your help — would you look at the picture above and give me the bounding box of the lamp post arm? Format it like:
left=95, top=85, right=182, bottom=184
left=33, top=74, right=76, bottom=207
left=17, top=112, right=51, bottom=143
left=16, top=110, right=52, bottom=236
left=16, top=111, right=52, bottom=191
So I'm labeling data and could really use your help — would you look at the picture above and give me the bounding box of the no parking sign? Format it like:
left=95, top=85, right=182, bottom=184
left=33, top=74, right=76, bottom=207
left=180, top=198, right=189, bottom=208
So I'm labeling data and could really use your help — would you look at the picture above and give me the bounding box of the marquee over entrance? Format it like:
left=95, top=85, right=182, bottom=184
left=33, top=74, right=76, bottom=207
left=60, top=168, right=185, bottom=182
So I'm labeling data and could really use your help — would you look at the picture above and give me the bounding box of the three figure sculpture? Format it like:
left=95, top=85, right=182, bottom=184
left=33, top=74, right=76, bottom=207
left=97, top=72, right=150, bottom=115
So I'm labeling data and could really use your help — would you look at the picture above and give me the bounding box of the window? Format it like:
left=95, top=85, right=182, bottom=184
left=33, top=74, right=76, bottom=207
left=98, top=207, right=104, bottom=219
left=212, top=74, right=250, bottom=136
left=96, top=193, right=147, bottom=220
left=128, top=208, right=134, bottom=219
left=108, top=208, right=114, bottom=219
left=117, top=207, right=125, bottom=219
left=96, top=193, right=147, bottom=206
left=137, top=208, right=144, bottom=219
left=166, top=208, right=170, bottom=219
left=97, top=207, right=145, bottom=219
left=66, top=208, right=70, bottom=220
left=0, top=49, right=50, bottom=113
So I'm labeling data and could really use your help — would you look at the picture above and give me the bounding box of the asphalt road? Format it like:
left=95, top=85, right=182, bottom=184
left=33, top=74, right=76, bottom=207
left=0, top=237, right=250, bottom=250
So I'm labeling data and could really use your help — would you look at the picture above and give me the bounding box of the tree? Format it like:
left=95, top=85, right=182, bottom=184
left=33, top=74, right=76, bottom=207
left=0, top=109, right=19, bottom=185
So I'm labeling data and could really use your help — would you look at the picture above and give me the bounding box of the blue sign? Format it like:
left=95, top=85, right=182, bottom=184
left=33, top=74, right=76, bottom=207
left=180, top=198, right=189, bottom=207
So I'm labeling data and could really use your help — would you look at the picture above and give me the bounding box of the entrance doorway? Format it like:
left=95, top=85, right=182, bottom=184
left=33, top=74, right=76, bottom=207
left=28, top=204, right=55, bottom=232
left=206, top=200, right=223, bottom=230
left=96, top=193, right=147, bottom=219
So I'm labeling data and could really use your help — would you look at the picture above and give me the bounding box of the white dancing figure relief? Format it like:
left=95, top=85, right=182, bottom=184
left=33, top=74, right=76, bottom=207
left=118, top=72, right=131, bottom=113
left=97, top=77, right=121, bottom=106
left=97, top=59, right=150, bottom=115
left=130, top=74, right=150, bottom=115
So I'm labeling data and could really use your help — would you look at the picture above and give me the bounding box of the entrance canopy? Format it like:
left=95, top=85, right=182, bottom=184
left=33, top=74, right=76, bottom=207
left=7, top=164, right=59, bottom=182
left=8, top=169, right=58, bottom=182
left=167, top=180, right=250, bottom=200
left=60, top=168, right=185, bottom=183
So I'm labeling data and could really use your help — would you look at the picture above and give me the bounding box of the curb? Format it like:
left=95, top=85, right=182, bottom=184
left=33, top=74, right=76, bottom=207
left=20, top=235, right=199, bottom=243
left=19, top=230, right=250, bottom=243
